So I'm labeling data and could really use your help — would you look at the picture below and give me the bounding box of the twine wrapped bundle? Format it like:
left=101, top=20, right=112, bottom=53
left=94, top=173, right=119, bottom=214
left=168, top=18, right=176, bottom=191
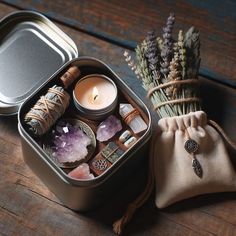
left=113, top=13, right=236, bottom=235
left=124, top=13, right=201, bottom=117
left=24, top=66, right=80, bottom=136
left=25, top=85, right=70, bottom=136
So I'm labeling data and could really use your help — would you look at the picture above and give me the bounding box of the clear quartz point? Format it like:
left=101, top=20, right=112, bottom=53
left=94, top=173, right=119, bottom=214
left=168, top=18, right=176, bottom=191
left=119, top=103, right=147, bottom=134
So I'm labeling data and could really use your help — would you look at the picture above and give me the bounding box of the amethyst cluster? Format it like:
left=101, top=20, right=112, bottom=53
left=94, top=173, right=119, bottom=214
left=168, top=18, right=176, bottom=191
left=96, top=115, right=122, bottom=142
left=51, top=120, right=91, bottom=163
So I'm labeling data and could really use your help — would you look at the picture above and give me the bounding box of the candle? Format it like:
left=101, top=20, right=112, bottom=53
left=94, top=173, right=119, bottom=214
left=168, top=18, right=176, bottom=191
left=73, top=74, right=118, bottom=120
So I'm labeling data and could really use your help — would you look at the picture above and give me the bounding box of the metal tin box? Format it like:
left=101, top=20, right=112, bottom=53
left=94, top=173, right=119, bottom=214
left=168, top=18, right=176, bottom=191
left=1, top=11, right=152, bottom=211
left=0, top=11, right=77, bottom=115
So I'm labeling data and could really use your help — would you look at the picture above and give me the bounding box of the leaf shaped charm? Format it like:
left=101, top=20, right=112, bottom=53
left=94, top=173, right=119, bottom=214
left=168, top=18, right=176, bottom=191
left=192, top=158, right=203, bottom=178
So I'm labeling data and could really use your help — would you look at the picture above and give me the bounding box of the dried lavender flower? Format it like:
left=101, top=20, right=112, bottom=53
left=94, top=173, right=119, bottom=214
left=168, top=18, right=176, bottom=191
left=135, top=43, right=153, bottom=90
left=145, top=30, right=160, bottom=83
left=176, top=30, right=186, bottom=79
left=174, top=30, right=187, bottom=113
left=136, top=41, right=176, bottom=117
left=160, top=13, right=175, bottom=78
left=124, top=13, right=201, bottom=118
left=167, top=55, right=181, bottom=97
left=157, top=37, right=163, bottom=51
left=124, top=50, right=140, bottom=79
left=184, top=27, right=201, bottom=79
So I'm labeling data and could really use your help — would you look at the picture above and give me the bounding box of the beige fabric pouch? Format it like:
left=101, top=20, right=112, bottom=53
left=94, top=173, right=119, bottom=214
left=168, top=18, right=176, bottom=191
left=113, top=111, right=236, bottom=234
left=154, top=110, right=236, bottom=208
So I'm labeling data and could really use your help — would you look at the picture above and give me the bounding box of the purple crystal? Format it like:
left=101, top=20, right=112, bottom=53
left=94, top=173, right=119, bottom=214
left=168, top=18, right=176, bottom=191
left=51, top=121, right=91, bottom=163
left=96, top=115, right=122, bottom=142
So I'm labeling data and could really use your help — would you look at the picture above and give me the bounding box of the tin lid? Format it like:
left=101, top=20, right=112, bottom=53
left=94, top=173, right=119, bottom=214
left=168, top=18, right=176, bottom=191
left=0, top=11, right=78, bottom=115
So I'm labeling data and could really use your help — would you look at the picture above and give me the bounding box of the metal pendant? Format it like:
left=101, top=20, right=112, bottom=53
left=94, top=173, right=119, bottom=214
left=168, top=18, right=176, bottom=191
left=92, top=159, right=108, bottom=171
left=184, top=139, right=199, bottom=154
left=192, top=158, right=203, bottom=178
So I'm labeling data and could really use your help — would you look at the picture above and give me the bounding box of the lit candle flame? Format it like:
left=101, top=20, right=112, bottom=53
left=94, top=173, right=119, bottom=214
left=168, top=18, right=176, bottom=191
left=92, top=87, right=99, bottom=101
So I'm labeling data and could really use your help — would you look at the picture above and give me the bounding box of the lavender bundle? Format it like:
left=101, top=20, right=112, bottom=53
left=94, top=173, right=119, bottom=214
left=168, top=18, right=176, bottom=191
left=124, top=13, right=201, bottom=118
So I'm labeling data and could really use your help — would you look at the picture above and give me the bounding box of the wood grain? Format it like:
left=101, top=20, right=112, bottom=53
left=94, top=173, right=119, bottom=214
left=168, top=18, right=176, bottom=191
left=2, top=0, right=236, bottom=87
left=0, top=2, right=235, bottom=236
left=59, top=24, right=236, bottom=143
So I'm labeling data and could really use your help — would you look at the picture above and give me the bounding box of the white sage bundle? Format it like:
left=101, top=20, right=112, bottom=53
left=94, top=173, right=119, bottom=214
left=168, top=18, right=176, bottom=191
left=24, top=85, right=70, bottom=136
left=24, top=66, right=80, bottom=136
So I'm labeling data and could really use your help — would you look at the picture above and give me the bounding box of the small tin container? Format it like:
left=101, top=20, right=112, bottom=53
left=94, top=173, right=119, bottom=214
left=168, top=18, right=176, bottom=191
left=18, top=57, right=152, bottom=211
left=73, top=74, right=118, bottom=120
left=0, top=11, right=152, bottom=211
left=0, top=11, right=77, bottom=115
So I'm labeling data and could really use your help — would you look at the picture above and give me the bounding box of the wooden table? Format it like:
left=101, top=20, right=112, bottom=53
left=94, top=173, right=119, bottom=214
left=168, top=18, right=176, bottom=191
left=0, top=1, right=235, bottom=235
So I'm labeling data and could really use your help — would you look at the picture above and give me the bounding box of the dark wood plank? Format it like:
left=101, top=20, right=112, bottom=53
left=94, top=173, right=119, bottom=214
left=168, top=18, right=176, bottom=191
left=0, top=2, right=236, bottom=236
left=201, top=199, right=236, bottom=226
left=2, top=0, right=236, bottom=87
left=60, top=24, right=236, bottom=143
left=2, top=1, right=234, bottom=140
left=200, top=78, right=236, bottom=144
left=160, top=204, right=236, bottom=235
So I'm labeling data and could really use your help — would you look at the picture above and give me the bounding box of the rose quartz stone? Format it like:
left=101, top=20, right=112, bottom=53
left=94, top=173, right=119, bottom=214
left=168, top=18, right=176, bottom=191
left=68, top=163, right=94, bottom=180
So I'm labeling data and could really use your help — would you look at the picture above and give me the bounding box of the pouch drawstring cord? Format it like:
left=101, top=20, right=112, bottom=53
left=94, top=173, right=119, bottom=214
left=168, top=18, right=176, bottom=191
left=113, top=120, right=236, bottom=235
left=113, top=131, right=158, bottom=235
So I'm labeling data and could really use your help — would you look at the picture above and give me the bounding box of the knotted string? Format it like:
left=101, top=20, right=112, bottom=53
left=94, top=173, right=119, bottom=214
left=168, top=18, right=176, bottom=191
left=147, top=79, right=199, bottom=98
left=113, top=131, right=158, bottom=235
left=113, top=119, right=236, bottom=235
left=147, top=79, right=200, bottom=110
left=25, top=87, right=70, bottom=136
left=123, top=108, right=140, bottom=124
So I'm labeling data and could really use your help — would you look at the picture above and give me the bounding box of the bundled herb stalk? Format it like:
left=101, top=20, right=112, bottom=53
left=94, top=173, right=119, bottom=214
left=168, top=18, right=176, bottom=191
left=114, top=14, right=236, bottom=236
left=124, top=13, right=201, bottom=118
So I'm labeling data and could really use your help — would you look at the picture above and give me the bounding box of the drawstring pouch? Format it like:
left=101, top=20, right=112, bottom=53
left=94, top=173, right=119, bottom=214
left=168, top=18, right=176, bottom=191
left=114, top=13, right=236, bottom=235
left=155, top=111, right=236, bottom=208
left=113, top=111, right=236, bottom=234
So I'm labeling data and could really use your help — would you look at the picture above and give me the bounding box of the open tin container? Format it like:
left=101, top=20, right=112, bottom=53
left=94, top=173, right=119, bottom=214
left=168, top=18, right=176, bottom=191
left=0, top=11, right=152, bottom=211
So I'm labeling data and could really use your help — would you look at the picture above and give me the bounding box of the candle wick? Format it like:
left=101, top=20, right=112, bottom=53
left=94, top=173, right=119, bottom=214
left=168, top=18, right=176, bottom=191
left=94, top=94, right=98, bottom=101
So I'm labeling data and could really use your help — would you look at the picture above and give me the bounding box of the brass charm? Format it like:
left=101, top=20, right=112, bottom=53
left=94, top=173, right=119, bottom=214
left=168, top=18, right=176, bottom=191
left=92, top=159, right=108, bottom=171
left=184, top=137, right=202, bottom=178
left=192, top=158, right=203, bottom=178
left=184, top=139, right=199, bottom=154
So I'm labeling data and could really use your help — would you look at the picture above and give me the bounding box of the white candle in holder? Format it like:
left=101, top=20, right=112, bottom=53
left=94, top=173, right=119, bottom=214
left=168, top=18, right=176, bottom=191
left=73, top=74, right=118, bottom=120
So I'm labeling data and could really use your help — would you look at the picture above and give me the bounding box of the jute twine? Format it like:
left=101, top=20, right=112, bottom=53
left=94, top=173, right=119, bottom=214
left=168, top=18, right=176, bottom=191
left=25, top=86, right=70, bottom=136
left=123, top=108, right=140, bottom=125
left=147, top=79, right=200, bottom=110
left=112, top=79, right=236, bottom=234
left=113, top=120, right=236, bottom=235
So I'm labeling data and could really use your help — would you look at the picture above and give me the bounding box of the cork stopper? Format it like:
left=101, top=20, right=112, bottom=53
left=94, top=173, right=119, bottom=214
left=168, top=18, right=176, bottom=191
left=60, top=66, right=81, bottom=89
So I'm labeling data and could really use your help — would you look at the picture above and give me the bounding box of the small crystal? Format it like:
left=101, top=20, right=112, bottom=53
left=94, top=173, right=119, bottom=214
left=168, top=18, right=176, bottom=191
left=124, top=136, right=137, bottom=148
left=96, top=115, right=122, bottom=142
left=63, top=126, right=69, bottom=133
left=119, top=104, right=147, bottom=134
left=68, top=163, right=94, bottom=180
left=119, top=130, right=131, bottom=143
left=51, top=121, right=91, bottom=163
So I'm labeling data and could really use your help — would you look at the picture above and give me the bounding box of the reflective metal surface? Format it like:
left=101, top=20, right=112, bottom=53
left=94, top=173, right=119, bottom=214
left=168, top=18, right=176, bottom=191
left=0, top=11, right=78, bottom=115
left=18, top=57, right=152, bottom=211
